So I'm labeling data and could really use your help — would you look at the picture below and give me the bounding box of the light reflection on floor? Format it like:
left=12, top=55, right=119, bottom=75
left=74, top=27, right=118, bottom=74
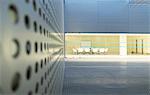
left=63, top=59, right=149, bottom=95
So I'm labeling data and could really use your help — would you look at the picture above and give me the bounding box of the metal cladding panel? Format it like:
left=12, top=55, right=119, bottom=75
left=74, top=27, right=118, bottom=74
left=65, top=0, right=150, bottom=33
left=0, top=0, right=64, bottom=95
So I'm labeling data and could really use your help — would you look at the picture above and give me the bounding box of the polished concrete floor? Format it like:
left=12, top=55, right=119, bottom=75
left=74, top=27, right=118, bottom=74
left=62, top=60, right=149, bottom=95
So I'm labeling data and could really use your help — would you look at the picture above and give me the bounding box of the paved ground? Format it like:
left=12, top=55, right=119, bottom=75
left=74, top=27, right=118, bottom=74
left=62, top=61, right=150, bottom=95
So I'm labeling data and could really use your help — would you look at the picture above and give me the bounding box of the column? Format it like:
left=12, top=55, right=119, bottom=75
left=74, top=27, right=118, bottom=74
left=120, top=34, right=127, bottom=56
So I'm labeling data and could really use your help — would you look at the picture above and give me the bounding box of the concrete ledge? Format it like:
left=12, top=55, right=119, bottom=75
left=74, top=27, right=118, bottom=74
left=65, top=55, right=150, bottom=62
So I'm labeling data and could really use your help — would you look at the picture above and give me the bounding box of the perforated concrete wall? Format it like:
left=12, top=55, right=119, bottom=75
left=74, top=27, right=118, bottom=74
left=0, top=0, right=65, bottom=95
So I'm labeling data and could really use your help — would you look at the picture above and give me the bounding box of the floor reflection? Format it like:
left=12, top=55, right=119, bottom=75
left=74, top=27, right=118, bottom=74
left=63, top=61, right=149, bottom=95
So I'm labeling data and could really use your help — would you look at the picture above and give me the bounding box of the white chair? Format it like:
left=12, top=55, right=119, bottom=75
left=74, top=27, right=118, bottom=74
left=77, top=48, right=84, bottom=54
left=72, top=48, right=77, bottom=55
left=92, top=48, right=99, bottom=54
left=104, top=48, right=108, bottom=54
left=84, top=48, right=91, bottom=54
left=99, top=48, right=105, bottom=54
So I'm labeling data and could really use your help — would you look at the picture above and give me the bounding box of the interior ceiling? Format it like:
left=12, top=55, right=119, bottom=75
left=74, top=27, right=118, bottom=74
left=64, top=0, right=150, bottom=33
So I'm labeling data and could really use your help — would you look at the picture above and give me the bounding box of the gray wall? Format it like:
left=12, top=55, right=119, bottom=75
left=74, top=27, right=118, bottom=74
left=0, top=0, right=64, bottom=95
left=65, top=0, right=150, bottom=33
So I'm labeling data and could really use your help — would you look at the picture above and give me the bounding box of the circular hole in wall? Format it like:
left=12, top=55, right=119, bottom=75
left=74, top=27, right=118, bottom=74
left=35, top=82, right=39, bottom=93
left=40, top=42, right=43, bottom=52
left=47, top=31, right=48, bottom=37
left=43, top=0, right=45, bottom=4
left=43, top=13, right=45, bottom=20
left=38, top=8, right=42, bottom=16
left=35, top=62, right=38, bottom=73
left=32, top=0, right=37, bottom=11
left=26, top=41, right=31, bottom=55
left=41, top=59, right=43, bottom=68
left=12, top=39, right=20, bottom=58
left=44, top=43, right=46, bottom=51
left=39, top=25, right=42, bottom=34
left=44, top=28, right=46, bottom=36
left=33, top=21, right=37, bottom=32
left=8, top=4, right=19, bottom=24
left=24, top=15, right=30, bottom=29
left=26, top=0, right=29, bottom=3
left=44, top=58, right=47, bottom=65
left=41, top=77, right=43, bottom=85
left=28, top=91, right=33, bottom=95
left=26, top=66, right=32, bottom=80
left=46, top=4, right=48, bottom=10
left=45, top=87, right=47, bottom=94
left=11, top=72, right=21, bottom=92
left=45, top=72, right=47, bottom=80
left=34, top=42, right=38, bottom=53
